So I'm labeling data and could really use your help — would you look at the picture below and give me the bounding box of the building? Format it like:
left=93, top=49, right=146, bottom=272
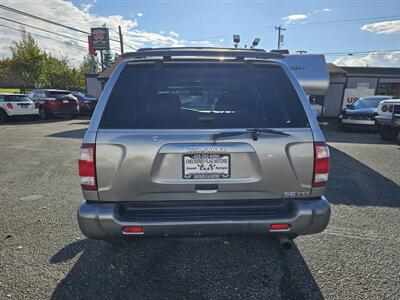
left=321, top=64, right=400, bottom=117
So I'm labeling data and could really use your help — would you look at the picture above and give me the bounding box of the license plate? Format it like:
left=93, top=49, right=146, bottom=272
left=183, top=154, right=230, bottom=179
left=63, top=100, right=69, bottom=103
left=20, top=104, right=28, bottom=108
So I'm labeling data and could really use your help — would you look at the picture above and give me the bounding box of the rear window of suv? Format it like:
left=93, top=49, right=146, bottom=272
left=99, top=63, right=309, bottom=129
left=48, top=91, right=72, bottom=99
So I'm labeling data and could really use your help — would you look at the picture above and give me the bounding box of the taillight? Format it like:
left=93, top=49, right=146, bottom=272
left=122, top=227, right=144, bottom=235
left=270, top=224, right=290, bottom=231
left=388, top=105, right=394, bottom=113
left=6, top=103, right=13, bottom=109
left=313, top=142, right=330, bottom=188
left=78, top=144, right=96, bottom=190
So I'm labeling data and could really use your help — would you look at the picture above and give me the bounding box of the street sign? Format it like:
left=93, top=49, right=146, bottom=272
left=91, top=27, right=110, bottom=51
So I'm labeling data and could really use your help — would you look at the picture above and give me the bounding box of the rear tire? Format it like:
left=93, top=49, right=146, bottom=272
left=0, top=109, right=8, bottom=122
left=39, top=107, right=47, bottom=119
left=337, top=119, right=345, bottom=131
left=380, top=125, right=399, bottom=141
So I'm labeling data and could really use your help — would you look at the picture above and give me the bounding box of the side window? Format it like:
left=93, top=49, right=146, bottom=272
left=0, top=96, right=4, bottom=102
left=28, top=91, right=35, bottom=99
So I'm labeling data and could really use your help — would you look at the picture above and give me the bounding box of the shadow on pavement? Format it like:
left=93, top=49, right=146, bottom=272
left=51, top=237, right=323, bottom=299
left=0, top=118, right=66, bottom=126
left=326, top=146, right=400, bottom=207
left=47, top=128, right=87, bottom=139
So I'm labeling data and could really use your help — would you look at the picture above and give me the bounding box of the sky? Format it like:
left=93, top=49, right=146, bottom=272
left=0, top=0, right=399, bottom=67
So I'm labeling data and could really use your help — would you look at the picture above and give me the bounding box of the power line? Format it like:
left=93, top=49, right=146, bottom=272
left=0, top=4, right=88, bottom=34
left=0, top=23, right=87, bottom=49
left=0, top=23, right=121, bottom=52
left=189, top=14, right=400, bottom=42
left=289, top=14, right=400, bottom=29
left=0, top=4, right=137, bottom=50
left=0, top=16, right=87, bottom=44
left=323, top=49, right=400, bottom=56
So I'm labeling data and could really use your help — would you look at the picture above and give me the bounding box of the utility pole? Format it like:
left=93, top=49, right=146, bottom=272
left=100, top=50, right=104, bottom=71
left=118, top=25, right=124, bottom=54
left=275, top=25, right=286, bottom=50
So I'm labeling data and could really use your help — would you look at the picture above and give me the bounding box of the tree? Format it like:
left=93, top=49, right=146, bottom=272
left=44, top=55, right=72, bottom=89
left=4, top=27, right=94, bottom=92
left=9, top=29, right=47, bottom=88
left=103, top=50, right=113, bottom=68
left=80, top=54, right=100, bottom=74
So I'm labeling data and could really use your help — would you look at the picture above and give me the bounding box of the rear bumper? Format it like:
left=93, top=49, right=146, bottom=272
left=341, top=118, right=376, bottom=125
left=6, top=108, right=38, bottom=116
left=77, top=197, right=331, bottom=240
left=49, top=108, right=78, bottom=116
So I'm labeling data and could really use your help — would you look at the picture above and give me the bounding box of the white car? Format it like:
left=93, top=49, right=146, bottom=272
left=0, top=93, right=39, bottom=122
left=375, top=99, right=400, bottom=141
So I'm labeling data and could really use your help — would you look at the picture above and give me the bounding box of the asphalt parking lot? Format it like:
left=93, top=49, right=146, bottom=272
left=0, top=118, right=399, bottom=299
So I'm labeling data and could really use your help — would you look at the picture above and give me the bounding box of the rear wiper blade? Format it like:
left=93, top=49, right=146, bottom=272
left=211, top=128, right=289, bottom=143
left=211, top=131, right=247, bottom=143
left=246, top=128, right=290, bottom=140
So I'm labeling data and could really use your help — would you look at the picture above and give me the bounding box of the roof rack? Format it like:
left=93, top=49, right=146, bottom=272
left=122, top=47, right=284, bottom=60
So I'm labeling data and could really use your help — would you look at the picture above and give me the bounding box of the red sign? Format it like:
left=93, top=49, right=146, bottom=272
left=88, top=35, right=96, bottom=56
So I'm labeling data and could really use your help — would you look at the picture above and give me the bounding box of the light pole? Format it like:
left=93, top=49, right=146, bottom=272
left=250, top=38, right=261, bottom=49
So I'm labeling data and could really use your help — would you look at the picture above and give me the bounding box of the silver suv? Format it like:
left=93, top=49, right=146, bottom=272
left=77, top=48, right=331, bottom=241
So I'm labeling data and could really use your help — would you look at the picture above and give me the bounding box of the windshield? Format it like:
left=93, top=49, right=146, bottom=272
left=100, top=63, right=309, bottom=129
left=353, top=97, right=390, bottom=109
left=1, top=95, right=31, bottom=102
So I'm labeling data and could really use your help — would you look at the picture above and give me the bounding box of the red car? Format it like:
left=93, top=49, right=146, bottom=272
left=28, top=89, right=79, bottom=119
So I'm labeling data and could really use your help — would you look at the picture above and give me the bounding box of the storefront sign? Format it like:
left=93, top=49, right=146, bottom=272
left=342, top=87, right=375, bottom=109
left=90, top=27, right=110, bottom=51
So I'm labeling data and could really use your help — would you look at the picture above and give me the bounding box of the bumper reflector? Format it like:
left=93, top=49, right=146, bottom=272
left=270, top=224, right=290, bottom=231
left=122, top=227, right=144, bottom=235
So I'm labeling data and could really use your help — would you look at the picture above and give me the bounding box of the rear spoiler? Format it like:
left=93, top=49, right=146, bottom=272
left=278, top=54, right=329, bottom=96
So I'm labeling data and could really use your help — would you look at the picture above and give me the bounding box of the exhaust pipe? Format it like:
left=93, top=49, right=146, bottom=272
left=278, top=236, right=293, bottom=250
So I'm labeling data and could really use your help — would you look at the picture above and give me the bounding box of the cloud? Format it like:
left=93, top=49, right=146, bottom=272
left=283, top=14, right=308, bottom=25
left=137, top=12, right=143, bottom=17
left=0, top=0, right=184, bottom=66
left=81, top=3, right=93, bottom=13
left=219, top=38, right=224, bottom=43
left=188, top=40, right=213, bottom=46
left=361, top=20, right=400, bottom=35
left=168, top=31, right=179, bottom=38
left=332, top=51, right=400, bottom=67
left=322, top=8, right=331, bottom=12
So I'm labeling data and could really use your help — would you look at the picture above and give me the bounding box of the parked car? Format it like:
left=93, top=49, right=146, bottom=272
left=337, top=95, right=393, bottom=131
left=72, top=92, right=97, bottom=115
left=77, top=47, right=331, bottom=243
left=376, top=99, right=400, bottom=141
left=0, top=93, right=38, bottom=122
left=28, top=89, right=79, bottom=119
